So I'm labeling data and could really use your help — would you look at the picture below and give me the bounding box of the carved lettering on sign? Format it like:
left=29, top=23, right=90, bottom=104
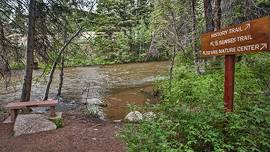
left=201, top=16, right=270, bottom=56
left=203, top=43, right=268, bottom=56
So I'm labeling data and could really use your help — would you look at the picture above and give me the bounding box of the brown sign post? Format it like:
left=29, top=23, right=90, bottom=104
left=201, top=16, right=270, bottom=112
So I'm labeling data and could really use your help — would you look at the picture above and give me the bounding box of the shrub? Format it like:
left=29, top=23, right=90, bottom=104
left=51, top=118, right=64, bottom=128
left=120, top=62, right=270, bottom=152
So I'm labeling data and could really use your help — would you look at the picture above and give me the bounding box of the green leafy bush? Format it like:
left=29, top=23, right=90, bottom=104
left=120, top=61, right=270, bottom=151
left=51, top=118, right=64, bottom=128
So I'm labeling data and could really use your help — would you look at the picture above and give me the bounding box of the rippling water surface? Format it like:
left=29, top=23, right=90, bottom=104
left=0, top=61, right=169, bottom=120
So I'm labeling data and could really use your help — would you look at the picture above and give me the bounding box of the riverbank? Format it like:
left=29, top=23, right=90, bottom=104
left=10, top=58, right=169, bottom=71
left=0, top=83, right=159, bottom=152
left=0, top=111, right=126, bottom=152
left=64, top=58, right=170, bottom=69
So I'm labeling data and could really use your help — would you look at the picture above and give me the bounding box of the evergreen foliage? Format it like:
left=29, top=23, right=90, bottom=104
left=1, top=0, right=270, bottom=151
left=119, top=1, right=270, bottom=151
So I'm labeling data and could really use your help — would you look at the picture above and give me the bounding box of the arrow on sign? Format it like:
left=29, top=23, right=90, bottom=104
left=260, top=43, right=267, bottom=50
left=244, top=23, right=251, bottom=31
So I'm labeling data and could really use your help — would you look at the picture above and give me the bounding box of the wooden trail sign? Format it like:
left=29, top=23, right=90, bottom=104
left=200, top=16, right=270, bottom=112
left=201, top=16, right=270, bottom=56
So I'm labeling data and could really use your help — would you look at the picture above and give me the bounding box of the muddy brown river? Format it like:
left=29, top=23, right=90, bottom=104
left=0, top=61, right=169, bottom=120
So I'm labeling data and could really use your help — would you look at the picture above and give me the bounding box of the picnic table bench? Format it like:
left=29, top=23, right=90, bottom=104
left=5, top=100, right=58, bottom=122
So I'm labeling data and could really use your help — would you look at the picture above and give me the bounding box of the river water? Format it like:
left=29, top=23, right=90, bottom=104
left=0, top=61, right=169, bottom=120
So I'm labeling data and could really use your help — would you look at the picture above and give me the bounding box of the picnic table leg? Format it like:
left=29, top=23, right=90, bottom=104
left=50, top=106, right=56, bottom=117
left=10, top=109, right=17, bottom=122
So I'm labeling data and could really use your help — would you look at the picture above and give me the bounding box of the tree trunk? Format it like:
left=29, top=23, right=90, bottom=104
left=128, top=28, right=134, bottom=53
left=57, top=56, right=64, bottom=97
left=203, top=0, right=214, bottom=32
left=57, top=29, right=68, bottom=97
left=213, top=0, right=222, bottom=31
left=169, top=46, right=176, bottom=95
left=0, top=21, right=8, bottom=74
left=21, top=0, right=36, bottom=102
left=191, top=0, right=201, bottom=74
left=204, top=0, right=215, bottom=67
left=213, top=0, right=222, bottom=63
left=147, top=32, right=159, bottom=60
left=0, top=20, right=11, bottom=88
left=43, top=28, right=82, bottom=101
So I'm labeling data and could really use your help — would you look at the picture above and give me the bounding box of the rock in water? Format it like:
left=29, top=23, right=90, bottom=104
left=86, top=104, right=105, bottom=120
left=143, top=112, right=156, bottom=121
left=14, top=114, right=57, bottom=136
left=87, top=98, right=102, bottom=105
left=86, top=98, right=107, bottom=107
left=85, top=98, right=106, bottom=120
left=124, top=111, right=143, bottom=122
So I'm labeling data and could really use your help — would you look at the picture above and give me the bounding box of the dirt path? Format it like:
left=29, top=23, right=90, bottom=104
left=0, top=112, right=126, bottom=152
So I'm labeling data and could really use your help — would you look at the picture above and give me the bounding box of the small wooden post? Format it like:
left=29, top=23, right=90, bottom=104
left=224, top=55, right=236, bottom=112
left=10, top=109, right=18, bottom=122
left=50, top=106, right=56, bottom=117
